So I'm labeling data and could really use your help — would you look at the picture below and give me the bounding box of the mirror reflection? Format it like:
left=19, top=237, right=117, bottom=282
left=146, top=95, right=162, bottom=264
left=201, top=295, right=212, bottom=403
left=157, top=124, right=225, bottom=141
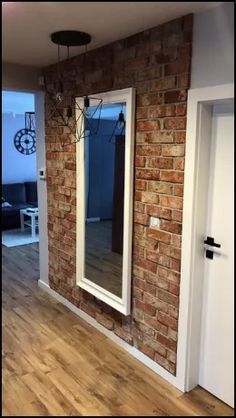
left=84, top=102, right=126, bottom=298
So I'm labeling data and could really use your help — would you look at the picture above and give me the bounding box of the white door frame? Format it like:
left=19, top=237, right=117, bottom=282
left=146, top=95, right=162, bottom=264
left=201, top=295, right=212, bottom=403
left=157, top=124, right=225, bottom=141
left=35, top=91, right=49, bottom=285
left=176, top=83, right=234, bottom=391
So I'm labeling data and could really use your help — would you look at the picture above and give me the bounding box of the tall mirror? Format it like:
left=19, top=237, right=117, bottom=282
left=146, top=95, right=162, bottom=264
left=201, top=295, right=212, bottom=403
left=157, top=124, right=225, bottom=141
left=76, top=88, right=135, bottom=315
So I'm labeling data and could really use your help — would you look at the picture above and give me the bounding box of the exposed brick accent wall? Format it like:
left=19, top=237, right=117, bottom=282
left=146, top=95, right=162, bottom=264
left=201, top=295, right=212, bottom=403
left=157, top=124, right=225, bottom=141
left=44, top=14, right=193, bottom=375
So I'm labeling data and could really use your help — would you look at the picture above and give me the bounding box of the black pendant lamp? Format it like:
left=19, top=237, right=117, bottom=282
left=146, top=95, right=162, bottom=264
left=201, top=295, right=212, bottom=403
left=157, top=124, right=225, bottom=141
left=44, top=30, right=103, bottom=147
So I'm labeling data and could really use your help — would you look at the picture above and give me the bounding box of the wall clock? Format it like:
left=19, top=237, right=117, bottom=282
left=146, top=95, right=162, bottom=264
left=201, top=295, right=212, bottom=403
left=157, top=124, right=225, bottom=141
left=14, top=129, right=36, bottom=155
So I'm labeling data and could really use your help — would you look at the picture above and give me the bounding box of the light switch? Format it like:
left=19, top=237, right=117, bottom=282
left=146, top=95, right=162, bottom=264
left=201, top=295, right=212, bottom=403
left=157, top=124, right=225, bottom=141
left=39, top=168, right=46, bottom=180
left=150, top=216, right=160, bottom=229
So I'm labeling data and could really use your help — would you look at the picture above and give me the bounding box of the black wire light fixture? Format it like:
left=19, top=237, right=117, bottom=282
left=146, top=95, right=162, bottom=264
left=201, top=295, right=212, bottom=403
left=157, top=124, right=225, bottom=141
left=44, top=30, right=103, bottom=147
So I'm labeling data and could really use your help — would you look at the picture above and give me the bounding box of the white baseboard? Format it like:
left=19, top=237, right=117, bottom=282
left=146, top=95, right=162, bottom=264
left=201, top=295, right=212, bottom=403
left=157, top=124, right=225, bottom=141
left=38, top=280, right=185, bottom=392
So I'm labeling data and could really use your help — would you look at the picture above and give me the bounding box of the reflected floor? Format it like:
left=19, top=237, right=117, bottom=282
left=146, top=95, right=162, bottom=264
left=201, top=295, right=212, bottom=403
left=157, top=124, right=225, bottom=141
left=85, top=220, right=122, bottom=298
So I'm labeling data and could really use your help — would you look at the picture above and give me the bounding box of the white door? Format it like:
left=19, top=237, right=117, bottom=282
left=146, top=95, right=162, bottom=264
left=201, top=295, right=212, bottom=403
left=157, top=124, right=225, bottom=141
left=199, top=102, right=234, bottom=407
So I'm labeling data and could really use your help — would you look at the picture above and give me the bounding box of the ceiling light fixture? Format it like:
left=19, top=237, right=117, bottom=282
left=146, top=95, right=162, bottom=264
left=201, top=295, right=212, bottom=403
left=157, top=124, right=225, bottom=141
left=44, top=30, right=103, bottom=147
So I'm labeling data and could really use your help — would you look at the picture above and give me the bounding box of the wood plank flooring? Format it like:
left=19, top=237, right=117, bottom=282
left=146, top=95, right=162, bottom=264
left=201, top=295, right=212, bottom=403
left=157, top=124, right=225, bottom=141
left=85, top=220, right=122, bottom=297
left=2, top=243, right=234, bottom=416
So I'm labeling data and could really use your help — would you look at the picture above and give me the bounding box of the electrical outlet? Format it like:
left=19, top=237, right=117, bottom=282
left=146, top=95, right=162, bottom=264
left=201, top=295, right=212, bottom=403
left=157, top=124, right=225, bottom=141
left=150, top=216, right=160, bottom=229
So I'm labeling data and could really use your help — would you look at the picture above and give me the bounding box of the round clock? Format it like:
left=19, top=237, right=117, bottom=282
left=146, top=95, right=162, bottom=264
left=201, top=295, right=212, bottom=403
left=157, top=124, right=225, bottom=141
left=14, top=129, right=36, bottom=155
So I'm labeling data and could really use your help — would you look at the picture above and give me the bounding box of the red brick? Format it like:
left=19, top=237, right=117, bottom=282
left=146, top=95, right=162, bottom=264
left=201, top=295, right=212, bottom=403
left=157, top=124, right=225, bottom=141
left=148, top=181, right=173, bottom=194
left=156, top=333, right=177, bottom=352
left=134, top=212, right=149, bottom=226
left=138, top=343, right=155, bottom=360
left=165, top=60, right=190, bottom=76
left=162, top=145, right=185, bottom=157
left=173, top=184, right=184, bottom=196
left=134, top=257, right=157, bottom=274
left=134, top=201, right=146, bottom=213
left=137, top=93, right=163, bottom=107
left=135, top=299, right=157, bottom=316
left=169, top=283, right=180, bottom=296
left=177, top=73, right=190, bottom=88
left=164, top=90, right=187, bottom=103
left=178, top=44, right=192, bottom=59
left=114, top=328, right=133, bottom=345
left=95, top=313, right=114, bottom=330
left=136, top=145, right=161, bottom=156
left=154, top=352, right=175, bottom=373
left=65, top=162, right=76, bottom=170
left=135, top=156, right=146, bottom=167
left=167, top=350, right=177, bottom=364
left=160, top=170, right=184, bottom=183
left=136, top=107, right=148, bottom=119
left=150, top=77, right=176, bottom=91
left=136, top=169, right=160, bottom=180
left=160, top=220, right=182, bottom=234
left=157, top=312, right=178, bottom=330
left=173, top=157, right=185, bottom=170
left=148, top=105, right=176, bottom=118
left=135, top=191, right=159, bottom=204
left=175, top=131, right=186, bottom=144
left=159, top=195, right=183, bottom=210
left=172, top=210, right=182, bottom=222
left=164, top=117, right=186, bottom=130
left=145, top=271, right=169, bottom=289
left=146, top=205, right=172, bottom=220
left=135, top=179, right=147, bottom=191
left=147, top=228, right=171, bottom=244
left=158, top=289, right=179, bottom=307
left=134, top=224, right=146, bottom=236
left=170, top=258, right=181, bottom=272
left=147, top=157, right=173, bottom=169
left=137, top=120, right=160, bottom=132
left=137, top=131, right=175, bottom=144
left=176, top=103, right=187, bottom=116
left=133, top=266, right=145, bottom=279
left=144, top=315, right=168, bottom=335
left=170, top=246, right=181, bottom=260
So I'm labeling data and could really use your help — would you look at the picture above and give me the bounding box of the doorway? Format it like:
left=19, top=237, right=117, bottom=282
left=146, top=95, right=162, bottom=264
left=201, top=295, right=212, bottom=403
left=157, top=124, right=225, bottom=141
left=198, top=102, right=234, bottom=406
left=2, top=90, right=39, bottom=247
left=177, top=84, right=234, bottom=407
left=2, top=90, right=48, bottom=288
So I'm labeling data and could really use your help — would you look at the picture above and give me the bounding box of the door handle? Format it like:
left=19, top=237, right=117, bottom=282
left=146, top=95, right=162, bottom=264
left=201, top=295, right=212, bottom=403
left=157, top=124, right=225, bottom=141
left=204, top=236, right=221, bottom=248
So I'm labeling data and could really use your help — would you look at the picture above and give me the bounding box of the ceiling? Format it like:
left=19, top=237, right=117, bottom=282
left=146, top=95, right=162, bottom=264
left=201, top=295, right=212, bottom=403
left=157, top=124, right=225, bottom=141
left=2, top=2, right=222, bottom=68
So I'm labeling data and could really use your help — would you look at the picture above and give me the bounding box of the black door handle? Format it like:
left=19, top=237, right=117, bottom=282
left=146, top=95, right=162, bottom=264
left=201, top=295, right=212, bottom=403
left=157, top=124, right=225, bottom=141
left=204, top=236, right=221, bottom=248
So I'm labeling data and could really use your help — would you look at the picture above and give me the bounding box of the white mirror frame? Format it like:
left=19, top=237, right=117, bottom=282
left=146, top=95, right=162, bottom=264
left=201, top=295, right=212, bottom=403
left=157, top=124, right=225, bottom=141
left=76, top=87, right=135, bottom=315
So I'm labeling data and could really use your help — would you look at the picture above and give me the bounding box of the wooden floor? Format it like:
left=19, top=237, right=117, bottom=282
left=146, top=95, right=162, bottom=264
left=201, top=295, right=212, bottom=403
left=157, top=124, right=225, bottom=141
left=2, top=243, right=234, bottom=416
left=85, top=220, right=122, bottom=297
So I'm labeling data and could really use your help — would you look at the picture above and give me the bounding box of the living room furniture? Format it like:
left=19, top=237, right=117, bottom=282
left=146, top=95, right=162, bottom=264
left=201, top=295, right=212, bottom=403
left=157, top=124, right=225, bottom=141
left=20, top=208, right=39, bottom=237
left=2, top=182, right=38, bottom=230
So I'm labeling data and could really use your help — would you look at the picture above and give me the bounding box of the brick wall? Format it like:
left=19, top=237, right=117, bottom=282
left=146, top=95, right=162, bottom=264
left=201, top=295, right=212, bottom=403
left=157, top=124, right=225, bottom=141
left=44, top=14, right=193, bottom=375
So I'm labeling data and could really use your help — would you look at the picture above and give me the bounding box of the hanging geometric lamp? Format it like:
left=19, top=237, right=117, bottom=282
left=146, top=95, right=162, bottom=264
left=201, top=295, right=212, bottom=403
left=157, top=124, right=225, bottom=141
left=44, top=30, right=103, bottom=147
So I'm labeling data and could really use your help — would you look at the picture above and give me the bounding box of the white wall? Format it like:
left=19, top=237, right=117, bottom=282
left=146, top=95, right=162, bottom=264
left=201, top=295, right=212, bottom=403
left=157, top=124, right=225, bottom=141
left=2, top=112, right=37, bottom=184
left=191, top=2, right=234, bottom=88
left=2, top=91, right=36, bottom=184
